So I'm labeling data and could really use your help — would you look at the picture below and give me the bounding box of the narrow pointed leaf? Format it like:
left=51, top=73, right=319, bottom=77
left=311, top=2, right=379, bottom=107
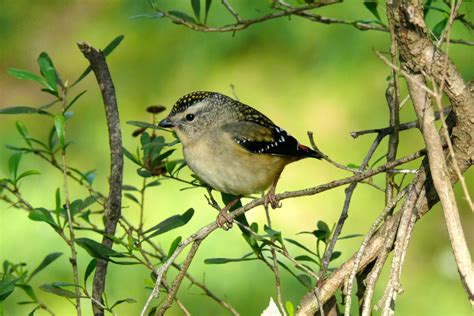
left=28, top=252, right=62, bottom=281
left=28, top=208, right=58, bottom=228
left=363, top=2, right=381, bottom=21
left=145, top=208, right=194, bottom=239
left=84, top=259, right=97, bottom=285
left=37, top=52, right=57, bottom=92
left=7, top=68, right=50, bottom=89
left=54, top=115, right=66, bottom=148
left=191, top=0, right=201, bottom=21
left=72, top=35, right=124, bottom=86
left=8, top=151, right=22, bottom=181
left=0, top=106, right=52, bottom=116
left=204, top=0, right=213, bottom=23
left=75, top=238, right=126, bottom=260
left=39, top=284, right=80, bottom=298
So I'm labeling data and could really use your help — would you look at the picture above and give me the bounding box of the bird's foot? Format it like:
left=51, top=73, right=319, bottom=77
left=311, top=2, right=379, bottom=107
left=264, top=189, right=281, bottom=209
left=216, top=208, right=233, bottom=230
left=215, top=197, right=240, bottom=230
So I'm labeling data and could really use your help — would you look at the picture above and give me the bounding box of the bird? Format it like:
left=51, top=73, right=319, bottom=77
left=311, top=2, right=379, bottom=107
left=159, top=91, right=323, bottom=228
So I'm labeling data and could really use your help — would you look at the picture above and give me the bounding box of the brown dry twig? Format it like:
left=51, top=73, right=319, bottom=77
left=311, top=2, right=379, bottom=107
left=78, top=42, right=124, bottom=315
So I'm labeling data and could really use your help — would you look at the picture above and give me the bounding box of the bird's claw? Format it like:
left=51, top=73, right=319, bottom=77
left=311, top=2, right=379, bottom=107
left=216, top=210, right=233, bottom=230
left=264, top=191, right=281, bottom=209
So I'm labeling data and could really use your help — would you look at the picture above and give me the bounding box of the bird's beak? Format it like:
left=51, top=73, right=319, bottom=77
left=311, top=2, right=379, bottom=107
left=159, top=118, right=174, bottom=128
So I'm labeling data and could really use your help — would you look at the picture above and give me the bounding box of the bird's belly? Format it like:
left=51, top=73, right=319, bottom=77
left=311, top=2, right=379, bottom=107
left=183, top=144, right=287, bottom=196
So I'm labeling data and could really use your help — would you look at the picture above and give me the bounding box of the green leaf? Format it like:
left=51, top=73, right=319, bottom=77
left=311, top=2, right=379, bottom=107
left=423, top=0, right=433, bottom=17
left=28, top=253, right=62, bottom=282
left=84, top=259, right=97, bottom=285
left=55, top=188, right=61, bottom=220
left=0, top=106, right=52, bottom=116
left=39, top=284, right=80, bottom=298
left=54, top=115, right=66, bottom=148
left=204, top=0, right=212, bottom=24
left=65, top=90, right=87, bottom=111
left=75, top=238, right=126, bottom=261
left=123, top=147, right=142, bottom=166
left=165, top=160, right=178, bottom=174
left=140, top=132, right=151, bottom=146
left=191, top=0, right=201, bottom=21
left=17, top=284, right=37, bottom=302
left=204, top=252, right=256, bottom=264
left=295, top=255, right=318, bottom=264
left=0, top=277, right=19, bottom=301
left=317, top=220, right=330, bottom=233
left=263, top=225, right=282, bottom=243
left=7, top=68, right=50, bottom=89
left=167, top=236, right=182, bottom=258
left=126, top=121, right=157, bottom=129
left=124, top=193, right=140, bottom=204
left=37, top=52, right=57, bottom=93
left=285, top=238, right=317, bottom=256
left=8, top=151, right=23, bottom=181
left=145, top=180, right=161, bottom=188
left=28, top=208, right=58, bottom=228
left=338, top=234, right=364, bottom=240
left=370, top=154, right=387, bottom=169
left=122, top=185, right=139, bottom=191
left=286, top=301, right=295, bottom=316
left=156, top=149, right=175, bottom=161
left=16, top=121, right=31, bottom=145
left=145, top=208, right=194, bottom=239
left=137, top=169, right=152, bottom=178
left=297, top=274, right=312, bottom=289
left=330, top=251, right=341, bottom=261
left=72, top=35, right=124, bottom=86
left=102, top=34, right=125, bottom=56
left=432, top=18, right=448, bottom=39
left=111, top=298, right=137, bottom=309
left=363, top=1, right=381, bottom=21
left=347, top=163, right=360, bottom=169
left=169, top=10, right=197, bottom=23
left=16, top=170, right=40, bottom=182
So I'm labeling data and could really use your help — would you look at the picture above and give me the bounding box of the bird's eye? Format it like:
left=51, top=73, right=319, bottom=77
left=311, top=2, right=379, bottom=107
left=185, top=114, right=195, bottom=121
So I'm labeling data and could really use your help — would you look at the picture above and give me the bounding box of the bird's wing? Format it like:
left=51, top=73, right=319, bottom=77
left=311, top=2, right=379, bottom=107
left=222, top=120, right=321, bottom=158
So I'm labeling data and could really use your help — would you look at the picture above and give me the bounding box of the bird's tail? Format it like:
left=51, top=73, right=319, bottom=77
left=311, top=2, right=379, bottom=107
left=298, top=144, right=325, bottom=159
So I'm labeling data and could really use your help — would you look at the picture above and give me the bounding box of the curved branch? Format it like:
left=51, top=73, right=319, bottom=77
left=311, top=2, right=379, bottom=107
left=78, top=42, right=124, bottom=315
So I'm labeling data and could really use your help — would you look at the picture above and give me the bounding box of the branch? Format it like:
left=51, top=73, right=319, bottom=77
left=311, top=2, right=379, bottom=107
left=78, top=42, right=124, bottom=315
left=350, top=107, right=452, bottom=138
left=391, top=0, right=474, bottom=304
left=153, top=0, right=342, bottom=32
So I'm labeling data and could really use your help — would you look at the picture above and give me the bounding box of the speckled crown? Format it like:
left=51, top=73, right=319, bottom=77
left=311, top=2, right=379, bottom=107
left=170, top=91, right=215, bottom=115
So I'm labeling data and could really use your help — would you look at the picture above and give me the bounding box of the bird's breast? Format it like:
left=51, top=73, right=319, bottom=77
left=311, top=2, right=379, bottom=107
left=183, top=136, right=289, bottom=196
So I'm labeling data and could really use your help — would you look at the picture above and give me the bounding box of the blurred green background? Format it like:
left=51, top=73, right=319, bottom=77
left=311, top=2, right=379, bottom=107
left=0, top=1, right=472, bottom=315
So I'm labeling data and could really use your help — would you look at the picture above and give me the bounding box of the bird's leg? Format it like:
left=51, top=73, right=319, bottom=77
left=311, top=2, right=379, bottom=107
left=264, top=172, right=283, bottom=209
left=216, top=196, right=241, bottom=230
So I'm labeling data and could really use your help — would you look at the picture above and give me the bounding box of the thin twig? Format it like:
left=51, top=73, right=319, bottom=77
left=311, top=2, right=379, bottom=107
left=153, top=0, right=341, bottom=32
left=157, top=240, right=203, bottom=315
left=343, top=186, right=410, bottom=316
left=263, top=197, right=286, bottom=316
left=221, top=0, right=241, bottom=22
left=350, top=107, right=451, bottom=138
left=58, top=82, right=82, bottom=315
left=320, top=133, right=385, bottom=277
left=385, top=5, right=401, bottom=205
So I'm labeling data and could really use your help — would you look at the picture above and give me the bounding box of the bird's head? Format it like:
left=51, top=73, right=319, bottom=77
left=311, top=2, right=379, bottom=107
left=159, top=91, right=235, bottom=144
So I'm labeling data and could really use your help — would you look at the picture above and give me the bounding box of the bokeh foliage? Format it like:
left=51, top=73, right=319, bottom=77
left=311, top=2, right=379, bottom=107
left=0, top=1, right=472, bottom=315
